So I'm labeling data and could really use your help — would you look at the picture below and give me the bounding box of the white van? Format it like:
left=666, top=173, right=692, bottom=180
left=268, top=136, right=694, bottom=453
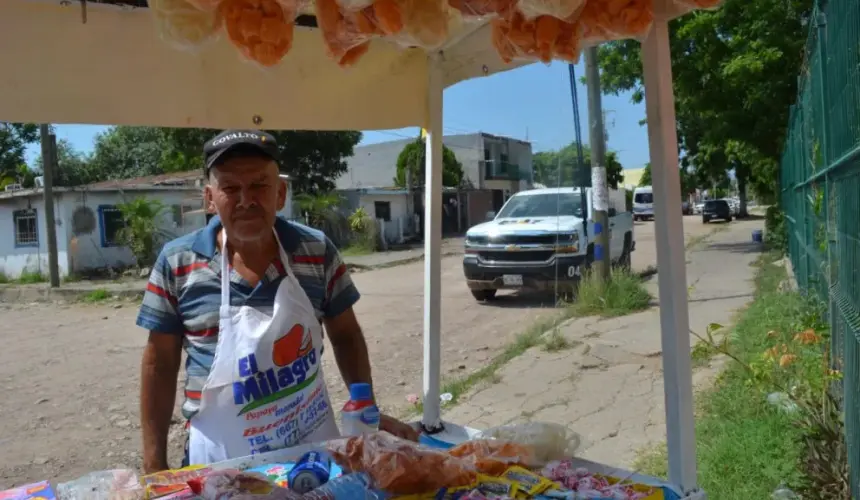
left=633, top=186, right=654, bottom=221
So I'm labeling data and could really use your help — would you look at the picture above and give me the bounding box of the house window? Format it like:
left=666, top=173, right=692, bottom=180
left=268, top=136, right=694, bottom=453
left=98, top=205, right=126, bottom=247
left=484, top=147, right=492, bottom=162
left=374, top=201, right=392, bottom=222
left=13, top=209, right=38, bottom=247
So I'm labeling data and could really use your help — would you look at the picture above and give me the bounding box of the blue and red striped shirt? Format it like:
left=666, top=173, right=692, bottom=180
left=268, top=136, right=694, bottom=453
left=136, top=216, right=360, bottom=420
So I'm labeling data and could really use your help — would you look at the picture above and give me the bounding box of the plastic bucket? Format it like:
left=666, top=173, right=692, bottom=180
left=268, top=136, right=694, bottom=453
left=752, top=230, right=763, bottom=243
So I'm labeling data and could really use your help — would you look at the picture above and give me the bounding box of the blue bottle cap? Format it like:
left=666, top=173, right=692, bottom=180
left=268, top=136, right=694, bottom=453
left=349, top=383, right=373, bottom=401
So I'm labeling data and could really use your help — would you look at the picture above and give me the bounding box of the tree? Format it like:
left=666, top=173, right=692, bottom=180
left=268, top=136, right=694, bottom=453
left=393, top=139, right=464, bottom=188
left=638, top=162, right=698, bottom=196
left=88, top=127, right=362, bottom=194
left=34, top=138, right=96, bottom=187
left=596, top=0, right=813, bottom=203
left=116, top=197, right=171, bottom=268
left=0, top=123, right=39, bottom=187
left=639, top=163, right=651, bottom=187
left=532, top=142, right=623, bottom=189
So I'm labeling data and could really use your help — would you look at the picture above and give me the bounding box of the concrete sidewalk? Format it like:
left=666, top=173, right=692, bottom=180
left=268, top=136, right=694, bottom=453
left=442, top=219, right=764, bottom=469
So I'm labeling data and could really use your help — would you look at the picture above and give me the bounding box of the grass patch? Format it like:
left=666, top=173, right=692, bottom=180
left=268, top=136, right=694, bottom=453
left=542, top=330, right=577, bottom=352
left=635, top=252, right=840, bottom=498
left=570, top=268, right=651, bottom=318
left=17, top=269, right=46, bottom=284
left=82, top=289, right=111, bottom=303
left=0, top=271, right=9, bottom=284
left=340, top=243, right=375, bottom=257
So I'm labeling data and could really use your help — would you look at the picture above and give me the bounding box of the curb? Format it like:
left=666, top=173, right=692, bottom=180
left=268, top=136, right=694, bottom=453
left=0, top=285, right=144, bottom=304
left=346, top=250, right=462, bottom=272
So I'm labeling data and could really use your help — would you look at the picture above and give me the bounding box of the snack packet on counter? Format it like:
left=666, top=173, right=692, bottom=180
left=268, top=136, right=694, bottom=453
left=141, top=465, right=211, bottom=498
left=187, top=469, right=300, bottom=499
left=501, top=466, right=553, bottom=496
left=244, top=462, right=345, bottom=489
left=56, top=469, right=143, bottom=500
left=0, top=481, right=56, bottom=500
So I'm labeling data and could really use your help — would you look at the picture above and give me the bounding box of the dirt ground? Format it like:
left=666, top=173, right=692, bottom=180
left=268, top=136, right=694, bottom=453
left=0, top=217, right=715, bottom=487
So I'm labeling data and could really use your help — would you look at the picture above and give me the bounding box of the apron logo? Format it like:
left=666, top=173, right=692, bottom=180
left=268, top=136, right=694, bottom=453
left=233, top=324, right=318, bottom=416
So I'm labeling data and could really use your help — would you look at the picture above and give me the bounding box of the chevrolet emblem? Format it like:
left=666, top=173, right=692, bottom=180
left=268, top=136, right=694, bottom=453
left=505, top=244, right=521, bottom=251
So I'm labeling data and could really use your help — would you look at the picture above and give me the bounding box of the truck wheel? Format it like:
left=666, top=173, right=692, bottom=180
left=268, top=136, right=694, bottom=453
left=471, top=289, right=497, bottom=301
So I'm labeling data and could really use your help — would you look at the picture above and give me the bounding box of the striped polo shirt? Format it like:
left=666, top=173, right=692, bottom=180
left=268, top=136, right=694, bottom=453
left=136, top=215, right=360, bottom=420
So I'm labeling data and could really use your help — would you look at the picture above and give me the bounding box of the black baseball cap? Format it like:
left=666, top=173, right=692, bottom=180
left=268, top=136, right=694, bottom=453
left=203, top=129, right=281, bottom=175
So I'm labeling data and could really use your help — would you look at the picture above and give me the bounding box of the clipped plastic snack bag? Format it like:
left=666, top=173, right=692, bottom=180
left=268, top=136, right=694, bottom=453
left=219, top=0, right=298, bottom=67
left=326, top=432, right=478, bottom=495
left=491, top=10, right=583, bottom=64
left=475, top=422, right=581, bottom=466
left=578, top=0, right=653, bottom=42
left=150, top=0, right=223, bottom=52
left=448, top=439, right=536, bottom=476
left=447, top=0, right=515, bottom=20
left=335, top=0, right=376, bottom=10
left=185, top=0, right=225, bottom=11
left=517, top=0, right=585, bottom=21
left=186, top=469, right=301, bottom=499
left=395, top=0, right=456, bottom=49
left=56, top=469, right=143, bottom=500
left=316, top=0, right=383, bottom=67
left=673, top=0, right=722, bottom=12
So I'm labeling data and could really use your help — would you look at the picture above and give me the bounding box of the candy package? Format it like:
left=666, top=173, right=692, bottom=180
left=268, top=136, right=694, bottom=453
left=219, top=0, right=298, bottom=67
left=0, top=481, right=56, bottom=500
left=541, top=460, right=665, bottom=500
left=186, top=469, right=301, bottom=499
left=56, top=469, right=143, bottom=500
left=578, top=0, right=653, bottom=41
left=491, top=10, right=583, bottom=64
left=517, top=0, right=585, bottom=20
left=446, top=0, right=515, bottom=20
left=475, top=422, right=582, bottom=466
left=141, top=465, right=211, bottom=498
left=149, top=0, right=223, bottom=51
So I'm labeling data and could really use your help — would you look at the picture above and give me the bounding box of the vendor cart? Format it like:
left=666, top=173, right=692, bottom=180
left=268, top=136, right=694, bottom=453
left=0, top=0, right=707, bottom=497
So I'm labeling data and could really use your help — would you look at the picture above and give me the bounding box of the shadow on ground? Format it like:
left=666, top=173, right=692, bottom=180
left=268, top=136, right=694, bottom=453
left=704, top=241, right=765, bottom=254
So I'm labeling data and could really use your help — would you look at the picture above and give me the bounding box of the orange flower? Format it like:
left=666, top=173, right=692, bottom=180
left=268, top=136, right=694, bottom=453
left=793, top=329, right=820, bottom=345
left=779, top=354, right=798, bottom=368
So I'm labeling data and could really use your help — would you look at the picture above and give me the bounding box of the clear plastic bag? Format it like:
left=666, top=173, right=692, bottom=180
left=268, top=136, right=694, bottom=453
left=491, top=11, right=583, bottom=64
left=187, top=469, right=301, bottom=499
left=517, top=0, right=585, bottom=21
left=56, top=469, right=143, bottom=500
left=335, top=0, right=376, bottom=10
left=475, top=422, right=582, bottom=466
left=578, top=0, right=653, bottom=42
left=316, top=0, right=378, bottom=67
left=325, top=432, right=535, bottom=495
left=149, top=0, right=224, bottom=52
left=447, top=0, right=516, bottom=20
left=219, top=0, right=298, bottom=67
left=674, top=0, right=722, bottom=12
left=397, top=0, right=454, bottom=49
left=185, top=0, right=224, bottom=11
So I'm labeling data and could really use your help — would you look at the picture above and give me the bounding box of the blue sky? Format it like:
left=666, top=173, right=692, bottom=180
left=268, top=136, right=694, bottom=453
left=24, top=61, right=648, bottom=170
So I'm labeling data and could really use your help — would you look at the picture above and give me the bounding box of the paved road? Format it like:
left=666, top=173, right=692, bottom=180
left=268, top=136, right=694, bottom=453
left=0, top=216, right=716, bottom=487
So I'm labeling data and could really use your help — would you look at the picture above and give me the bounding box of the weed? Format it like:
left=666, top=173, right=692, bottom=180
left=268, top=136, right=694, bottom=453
left=0, top=271, right=9, bottom=284
left=571, top=268, right=651, bottom=318
left=17, top=269, right=45, bottom=284
left=543, top=330, right=576, bottom=352
left=82, top=289, right=110, bottom=303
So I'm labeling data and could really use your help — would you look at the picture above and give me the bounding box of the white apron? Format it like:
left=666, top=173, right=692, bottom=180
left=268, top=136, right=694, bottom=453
left=188, top=229, right=341, bottom=465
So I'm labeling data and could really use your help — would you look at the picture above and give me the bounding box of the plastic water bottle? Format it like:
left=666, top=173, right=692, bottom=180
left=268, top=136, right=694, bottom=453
left=341, top=383, right=380, bottom=436
left=302, top=473, right=384, bottom=500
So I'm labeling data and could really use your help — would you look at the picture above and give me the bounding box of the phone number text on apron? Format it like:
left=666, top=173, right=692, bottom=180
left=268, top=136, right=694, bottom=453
left=244, top=387, right=330, bottom=455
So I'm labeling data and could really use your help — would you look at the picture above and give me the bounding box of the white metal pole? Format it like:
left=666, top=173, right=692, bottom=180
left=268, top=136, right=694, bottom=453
left=641, top=2, right=698, bottom=493
left=421, top=52, right=444, bottom=432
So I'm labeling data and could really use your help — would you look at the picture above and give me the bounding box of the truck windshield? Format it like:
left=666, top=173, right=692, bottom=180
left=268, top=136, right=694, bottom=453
left=634, top=192, right=653, bottom=203
left=496, top=193, right=584, bottom=218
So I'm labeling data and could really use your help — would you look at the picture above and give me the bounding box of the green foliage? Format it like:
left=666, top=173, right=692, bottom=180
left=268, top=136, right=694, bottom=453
left=571, top=268, right=651, bottom=317
left=80, top=127, right=362, bottom=193
left=765, top=205, right=788, bottom=253
left=34, top=138, right=98, bottom=187
left=0, top=123, right=39, bottom=185
left=17, top=269, right=45, bottom=284
left=116, top=197, right=170, bottom=268
left=294, top=192, right=343, bottom=228
left=347, top=207, right=377, bottom=252
left=532, top=142, right=623, bottom=188
left=597, top=0, right=814, bottom=201
left=393, top=139, right=464, bottom=188
left=638, top=162, right=698, bottom=195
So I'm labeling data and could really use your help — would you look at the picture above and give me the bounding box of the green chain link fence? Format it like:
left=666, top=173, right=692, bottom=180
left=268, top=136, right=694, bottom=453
left=780, top=0, right=860, bottom=496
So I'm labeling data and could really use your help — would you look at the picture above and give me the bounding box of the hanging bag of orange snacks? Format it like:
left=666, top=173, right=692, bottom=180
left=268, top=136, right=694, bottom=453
left=491, top=8, right=584, bottom=65
left=578, top=0, right=653, bottom=42
left=218, top=0, right=299, bottom=68
left=517, top=0, right=585, bottom=21
left=447, top=0, right=515, bottom=20
left=149, top=0, right=223, bottom=52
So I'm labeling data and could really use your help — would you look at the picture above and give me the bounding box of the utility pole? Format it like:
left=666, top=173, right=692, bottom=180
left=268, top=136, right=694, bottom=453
left=585, top=47, right=611, bottom=282
left=40, top=125, right=60, bottom=288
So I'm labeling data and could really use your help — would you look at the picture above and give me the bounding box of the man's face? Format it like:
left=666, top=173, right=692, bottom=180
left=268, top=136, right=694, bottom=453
left=205, top=155, right=286, bottom=243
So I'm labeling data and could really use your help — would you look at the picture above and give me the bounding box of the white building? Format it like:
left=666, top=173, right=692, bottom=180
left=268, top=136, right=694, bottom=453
left=0, top=171, right=294, bottom=279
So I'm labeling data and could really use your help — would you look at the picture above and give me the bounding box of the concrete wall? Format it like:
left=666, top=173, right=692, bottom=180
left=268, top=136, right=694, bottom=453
left=357, top=193, right=409, bottom=243
left=0, top=194, right=70, bottom=279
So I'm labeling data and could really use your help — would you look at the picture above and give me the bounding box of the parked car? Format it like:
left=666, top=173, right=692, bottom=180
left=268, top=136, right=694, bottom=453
left=702, top=199, right=732, bottom=223
left=463, top=187, right=636, bottom=301
left=694, top=202, right=704, bottom=214
left=682, top=201, right=691, bottom=215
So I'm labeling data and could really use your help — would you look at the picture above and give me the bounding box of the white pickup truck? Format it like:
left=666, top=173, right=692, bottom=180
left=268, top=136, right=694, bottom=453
left=463, top=187, right=635, bottom=300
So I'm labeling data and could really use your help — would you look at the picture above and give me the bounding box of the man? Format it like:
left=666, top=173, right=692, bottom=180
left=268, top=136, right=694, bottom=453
left=137, top=129, right=417, bottom=473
